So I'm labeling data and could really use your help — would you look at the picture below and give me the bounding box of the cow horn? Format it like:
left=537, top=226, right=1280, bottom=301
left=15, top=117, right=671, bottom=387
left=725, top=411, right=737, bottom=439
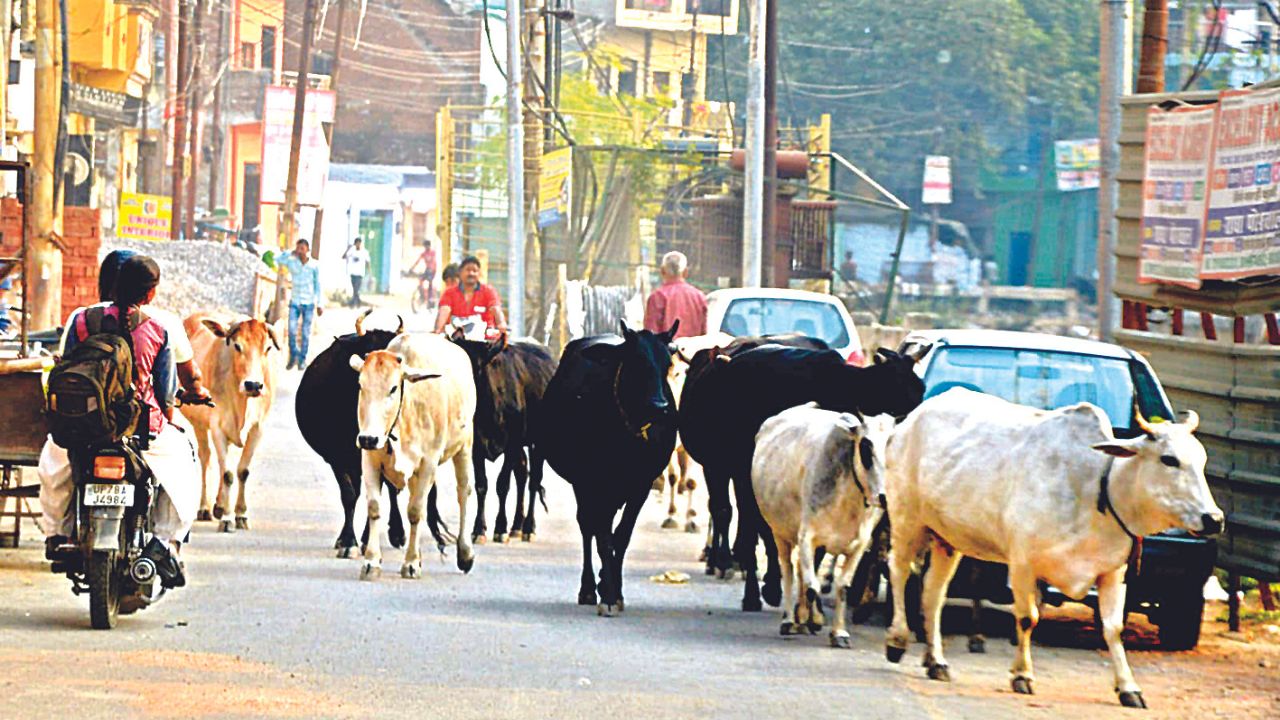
left=355, top=308, right=373, bottom=336
left=1181, top=409, right=1200, bottom=433
left=395, top=314, right=405, bottom=335
left=1134, top=411, right=1158, bottom=439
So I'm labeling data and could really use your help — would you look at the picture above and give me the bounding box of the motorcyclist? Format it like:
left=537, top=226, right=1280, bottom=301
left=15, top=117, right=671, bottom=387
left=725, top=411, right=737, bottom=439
left=39, top=255, right=205, bottom=588
left=432, top=255, right=508, bottom=340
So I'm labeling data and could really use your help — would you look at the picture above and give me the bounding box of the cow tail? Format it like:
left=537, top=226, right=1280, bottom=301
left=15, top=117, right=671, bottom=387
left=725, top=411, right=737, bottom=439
left=426, top=486, right=458, bottom=552
left=538, top=484, right=549, bottom=513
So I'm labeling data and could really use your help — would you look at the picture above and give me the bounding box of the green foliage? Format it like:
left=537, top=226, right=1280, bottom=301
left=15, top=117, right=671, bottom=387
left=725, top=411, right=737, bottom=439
left=707, top=0, right=1100, bottom=198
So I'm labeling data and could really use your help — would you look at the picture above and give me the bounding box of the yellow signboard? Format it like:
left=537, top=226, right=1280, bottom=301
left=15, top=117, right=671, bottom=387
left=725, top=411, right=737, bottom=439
left=118, top=192, right=172, bottom=241
left=537, top=147, right=572, bottom=228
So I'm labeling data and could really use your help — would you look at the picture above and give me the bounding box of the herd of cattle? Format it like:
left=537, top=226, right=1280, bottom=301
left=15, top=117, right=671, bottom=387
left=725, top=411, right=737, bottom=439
left=181, top=309, right=1223, bottom=710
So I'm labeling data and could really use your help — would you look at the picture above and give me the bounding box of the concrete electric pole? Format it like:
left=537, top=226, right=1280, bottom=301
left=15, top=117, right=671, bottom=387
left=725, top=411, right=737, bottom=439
left=30, top=0, right=63, bottom=328
left=761, top=0, right=777, bottom=287
left=741, top=0, right=766, bottom=288
left=506, top=0, right=525, bottom=335
left=1098, top=0, right=1133, bottom=342
left=308, top=0, right=348, bottom=258
left=170, top=0, right=190, bottom=239
left=185, top=0, right=206, bottom=240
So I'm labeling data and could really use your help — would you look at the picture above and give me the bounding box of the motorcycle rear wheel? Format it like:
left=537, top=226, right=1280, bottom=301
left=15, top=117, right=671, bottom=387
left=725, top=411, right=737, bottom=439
left=88, top=550, right=120, bottom=630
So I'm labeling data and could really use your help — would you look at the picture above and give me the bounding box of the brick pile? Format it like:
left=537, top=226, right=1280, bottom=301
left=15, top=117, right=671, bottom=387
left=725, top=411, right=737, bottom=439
left=0, top=199, right=102, bottom=324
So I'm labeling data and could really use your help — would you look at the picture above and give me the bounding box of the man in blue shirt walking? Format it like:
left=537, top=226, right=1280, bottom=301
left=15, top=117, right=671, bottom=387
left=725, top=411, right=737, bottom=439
left=276, top=239, right=324, bottom=369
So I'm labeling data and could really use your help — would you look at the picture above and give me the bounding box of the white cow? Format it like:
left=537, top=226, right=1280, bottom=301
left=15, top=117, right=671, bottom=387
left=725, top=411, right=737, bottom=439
left=884, top=388, right=1223, bottom=709
left=349, top=333, right=477, bottom=581
left=657, top=332, right=733, bottom=533
left=752, top=403, right=892, bottom=648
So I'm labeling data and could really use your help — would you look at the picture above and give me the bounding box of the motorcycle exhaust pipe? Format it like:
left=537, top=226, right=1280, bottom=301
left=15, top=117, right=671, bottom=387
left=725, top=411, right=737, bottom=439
left=130, top=556, right=158, bottom=584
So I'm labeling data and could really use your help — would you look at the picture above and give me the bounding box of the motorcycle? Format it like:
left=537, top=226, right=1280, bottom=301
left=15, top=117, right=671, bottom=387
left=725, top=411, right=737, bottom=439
left=50, top=392, right=213, bottom=629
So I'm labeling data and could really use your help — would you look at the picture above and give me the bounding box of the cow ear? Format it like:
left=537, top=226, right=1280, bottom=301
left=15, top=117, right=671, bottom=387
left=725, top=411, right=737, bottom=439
left=265, top=323, right=282, bottom=351
left=620, top=319, right=636, bottom=341
left=906, top=343, right=933, bottom=363
left=661, top=319, right=680, bottom=343
left=202, top=318, right=230, bottom=338
left=484, top=339, right=505, bottom=364
left=1091, top=438, right=1143, bottom=458
left=404, top=369, right=443, bottom=383
left=348, top=355, right=366, bottom=373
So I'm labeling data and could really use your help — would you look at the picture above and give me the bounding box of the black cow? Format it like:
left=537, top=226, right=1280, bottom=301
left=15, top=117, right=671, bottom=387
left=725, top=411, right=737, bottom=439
left=680, top=344, right=926, bottom=611
left=450, top=336, right=557, bottom=544
left=538, top=321, right=680, bottom=616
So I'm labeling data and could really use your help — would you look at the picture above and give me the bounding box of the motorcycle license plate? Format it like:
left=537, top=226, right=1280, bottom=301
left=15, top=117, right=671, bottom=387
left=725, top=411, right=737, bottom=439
left=84, top=484, right=134, bottom=507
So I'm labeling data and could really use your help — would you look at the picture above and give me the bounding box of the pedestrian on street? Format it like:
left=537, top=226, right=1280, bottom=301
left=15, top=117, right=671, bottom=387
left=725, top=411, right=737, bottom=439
left=276, top=239, right=324, bottom=370
left=433, top=255, right=508, bottom=338
left=342, top=238, right=371, bottom=307
left=644, top=251, right=706, bottom=339
left=408, top=240, right=439, bottom=307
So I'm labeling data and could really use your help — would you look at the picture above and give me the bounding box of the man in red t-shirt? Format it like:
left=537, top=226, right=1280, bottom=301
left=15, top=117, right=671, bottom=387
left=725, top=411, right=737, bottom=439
left=644, top=251, right=706, bottom=339
left=434, top=255, right=509, bottom=338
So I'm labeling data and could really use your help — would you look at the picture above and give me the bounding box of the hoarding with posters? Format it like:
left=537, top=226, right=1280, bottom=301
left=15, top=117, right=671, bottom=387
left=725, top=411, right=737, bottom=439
left=260, top=86, right=336, bottom=207
left=1201, top=86, right=1280, bottom=280
left=537, top=147, right=572, bottom=228
left=118, top=192, right=172, bottom=241
left=1139, top=106, right=1216, bottom=288
left=1053, top=138, right=1100, bottom=191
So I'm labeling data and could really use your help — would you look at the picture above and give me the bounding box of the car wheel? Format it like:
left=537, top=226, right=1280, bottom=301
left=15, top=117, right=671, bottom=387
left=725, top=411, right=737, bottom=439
left=1156, top=590, right=1205, bottom=651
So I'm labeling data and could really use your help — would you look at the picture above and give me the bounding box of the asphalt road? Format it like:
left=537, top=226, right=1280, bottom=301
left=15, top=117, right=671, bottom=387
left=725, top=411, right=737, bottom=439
left=1, top=308, right=1275, bottom=719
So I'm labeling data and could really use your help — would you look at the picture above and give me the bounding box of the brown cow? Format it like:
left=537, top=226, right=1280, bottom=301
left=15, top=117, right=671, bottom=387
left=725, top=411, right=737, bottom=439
left=182, top=313, right=283, bottom=533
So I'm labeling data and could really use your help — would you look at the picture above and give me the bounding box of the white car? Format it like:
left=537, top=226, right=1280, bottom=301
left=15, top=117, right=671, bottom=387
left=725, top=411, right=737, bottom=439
left=704, top=288, right=865, bottom=365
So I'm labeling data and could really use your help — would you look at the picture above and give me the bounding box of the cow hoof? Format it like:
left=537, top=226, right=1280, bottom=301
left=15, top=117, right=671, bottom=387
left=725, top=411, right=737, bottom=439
left=684, top=521, right=698, bottom=534
left=578, top=589, right=597, bottom=606
left=473, top=534, right=488, bottom=545
left=661, top=517, right=679, bottom=530
left=1118, top=691, right=1147, bottom=709
left=388, top=531, right=406, bottom=550
left=597, top=602, right=621, bottom=617
left=336, top=545, right=357, bottom=559
left=196, top=509, right=213, bottom=522
left=926, top=663, right=951, bottom=682
left=616, top=599, right=625, bottom=613
left=742, top=596, right=763, bottom=612
left=968, top=635, right=986, bottom=654
left=717, top=567, right=736, bottom=581
left=885, top=644, right=907, bottom=664
left=780, top=622, right=799, bottom=636
left=1011, top=677, right=1034, bottom=695
left=521, top=532, right=535, bottom=543
left=401, top=563, right=422, bottom=580
left=829, top=632, right=851, bottom=649
left=360, top=563, right=381, bottom=581
left=234, top=517, right=250, bottom=531
left=457, top=553, right=475, bottom=575
left=218, top=519, right=235, bottom=534
left=806, top=620, right=824, bottom=635
left=212, top=506, right=224, bottom=520
left=763, top=583, right=783, bottom=608
left=698, top=547, right=709, bottom=563
left=493, top=532, right=507, bottom=544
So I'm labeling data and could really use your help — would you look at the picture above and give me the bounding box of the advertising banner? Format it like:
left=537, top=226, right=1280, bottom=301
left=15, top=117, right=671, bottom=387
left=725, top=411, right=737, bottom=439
left=537, top=147, right=572, bottom=228
left=1201, top=87, right=1280, bottom=280
left=261, top=86, right=336, bottom=207
left=118, top=192, right=172, bottom=242
left=922, top=155, right=951, bottom=204
left=1053, top=138, right=1100, bottom=191
left=1138, top=106, right=1216, bottom=288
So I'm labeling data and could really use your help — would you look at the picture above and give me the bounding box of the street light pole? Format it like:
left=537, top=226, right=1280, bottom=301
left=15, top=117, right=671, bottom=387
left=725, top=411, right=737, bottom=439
left=506, top=0, right=525, bottom=335
left=1098, top=0, right=1133, bottom=341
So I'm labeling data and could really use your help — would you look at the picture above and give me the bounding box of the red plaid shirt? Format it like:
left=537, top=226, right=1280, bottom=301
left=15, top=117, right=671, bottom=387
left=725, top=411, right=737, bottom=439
left=644, top=278, right=706, bottom=339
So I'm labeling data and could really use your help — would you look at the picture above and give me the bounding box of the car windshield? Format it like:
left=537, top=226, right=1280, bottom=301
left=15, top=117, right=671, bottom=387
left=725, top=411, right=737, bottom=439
left=720, top=298, right=850, bottom=347
left=922, top=346, right=1173, bottom=433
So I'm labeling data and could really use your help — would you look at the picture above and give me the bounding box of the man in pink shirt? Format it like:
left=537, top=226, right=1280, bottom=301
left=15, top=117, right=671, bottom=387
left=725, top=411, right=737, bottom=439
left=644, top=251, right=706, bottom=339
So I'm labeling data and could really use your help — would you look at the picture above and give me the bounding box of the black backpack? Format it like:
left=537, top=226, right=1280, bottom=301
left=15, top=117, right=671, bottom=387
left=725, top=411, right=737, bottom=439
left=46, top=306, right=145, bottom=448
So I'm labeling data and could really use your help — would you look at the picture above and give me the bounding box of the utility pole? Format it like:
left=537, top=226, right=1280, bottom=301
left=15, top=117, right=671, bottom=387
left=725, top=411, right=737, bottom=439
left=31, top=0, right=62, bottom=328
left=741, top=0, right=766, bottom=288
left=308, top=0, right=348, bottom=258
left=506, top=0, right=525, bottom=335
left=761, top=0, right=778, bottom=287
left=185, top=0, right=206, bottom=240
left=1137, top=0, right=1167, bottom=93
left=1098, top=0, right=1133, bottom=342
left=208, top=0, right=228, bottom=211
left=170, top=0, right=191, bottom=239
left=280, top=0, right=317, bottom=252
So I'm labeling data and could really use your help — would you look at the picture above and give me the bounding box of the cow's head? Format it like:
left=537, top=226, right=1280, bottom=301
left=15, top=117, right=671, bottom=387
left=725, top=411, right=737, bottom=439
left=1091, top=411, right=1224, bottom=537
left=587, top=320, right=679, bottom=428
left=853, top=348, right=927, bottom=419
left=202, top=318, right=280, bottom=397
left=834, top=411, right=891, bottom=509
left=348, top=350, right=441, bottom=451
left=450, top=336, right=505, bottom=377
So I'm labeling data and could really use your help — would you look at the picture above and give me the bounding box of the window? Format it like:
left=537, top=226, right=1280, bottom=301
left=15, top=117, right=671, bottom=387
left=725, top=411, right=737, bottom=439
left=719, top=298, right=850, bottom=348
left=617, top=59, right=638, bottom=96
left=652, top=71, right=671, bottom=97
left=311, top=51, right=333, bottom=77
left=242, top=163, right=261, bottom=230
left=690, top=0, right=732, bottom=16
left=239, top=42, right=256, bottom=69
left=625, top=0, right=673, bottom=10
left=920, top=347, right=1174, bottom=433
left=261, top=27, right=277, bottom=72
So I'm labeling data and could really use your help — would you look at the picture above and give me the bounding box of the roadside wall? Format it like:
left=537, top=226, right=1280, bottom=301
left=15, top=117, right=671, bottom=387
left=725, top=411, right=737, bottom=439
left=0, top=200, right=102, bottom=324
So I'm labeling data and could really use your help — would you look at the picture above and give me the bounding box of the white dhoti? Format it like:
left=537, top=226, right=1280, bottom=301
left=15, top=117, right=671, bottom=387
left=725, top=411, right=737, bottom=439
left=37, top=416, right=201, bottom=544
